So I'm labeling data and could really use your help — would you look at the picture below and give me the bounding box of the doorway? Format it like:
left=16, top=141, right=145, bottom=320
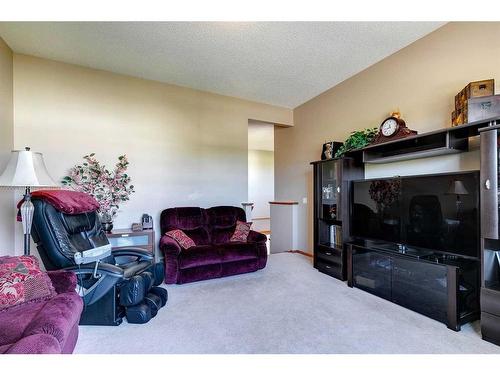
left=247, top=120, right=274, bottom=237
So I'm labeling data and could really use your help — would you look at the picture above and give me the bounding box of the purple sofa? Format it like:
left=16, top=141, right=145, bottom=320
left=160, top=206, right=268, bottom=284
left=0, top=271, right=83, bottom=354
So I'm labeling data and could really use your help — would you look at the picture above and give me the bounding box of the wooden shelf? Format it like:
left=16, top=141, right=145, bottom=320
left=362, top=131, right=468, bottom=164
left=308, top=116, right=500, bottom=166
left=310, top=117, right=500, bottom=166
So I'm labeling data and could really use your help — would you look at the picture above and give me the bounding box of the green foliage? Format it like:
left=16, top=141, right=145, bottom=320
left=334, top=127, right=378, bottom=158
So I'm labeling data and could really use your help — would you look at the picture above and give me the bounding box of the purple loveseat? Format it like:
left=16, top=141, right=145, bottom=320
left=160, top=206, right=268, bottom=284
left=0, top=271, right=83, bottom=354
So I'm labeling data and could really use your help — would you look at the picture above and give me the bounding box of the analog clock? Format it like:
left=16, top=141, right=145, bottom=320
left=381, top=117, right=399, bottom=137
left=371, top=112, right=417, bottom=145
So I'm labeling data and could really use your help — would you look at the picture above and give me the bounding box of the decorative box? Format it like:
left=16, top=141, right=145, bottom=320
left=467, top=95, right=500, bottom=123
left=455, top=79, right=495, bottom=109
left=452, top=79, right=495, bottom=126
left=452, top=106, right=468, bottom=127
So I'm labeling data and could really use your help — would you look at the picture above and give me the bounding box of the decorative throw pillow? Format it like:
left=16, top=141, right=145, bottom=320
left=165, top=229, right=196, bottom=250
left=230, top=221, right=253, bottom=242
left=0, top=255, right=56, bottom=311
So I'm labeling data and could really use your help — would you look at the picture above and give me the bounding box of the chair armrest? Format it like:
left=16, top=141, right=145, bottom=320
left=66, top=262, right=124, bottom=278
left=47, top=270, right=78, bottom=294
left=112, top=247, right=154, bottom=261
left=23, top=293, right=83, bottom=347
left=64, top=263, right=123, bottom=305
left=160, top=235, right=182, bottom=256
left=6, top=334, right=61, bottom=354
left=248, top=230, right=267, bottom=243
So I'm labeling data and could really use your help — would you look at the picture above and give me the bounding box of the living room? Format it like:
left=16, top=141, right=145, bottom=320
left=1, top=0, right=500, bottom=372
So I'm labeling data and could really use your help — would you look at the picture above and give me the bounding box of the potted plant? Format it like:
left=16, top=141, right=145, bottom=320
left=334, top=127, right=378, bottom=158
left=62, top=153, right=135, bottom=232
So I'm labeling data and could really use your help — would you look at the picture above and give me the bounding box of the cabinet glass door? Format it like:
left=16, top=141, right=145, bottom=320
left=392, top=257, right=448, bottom=323
left=320, top=160, right=340, bottom=220
left=352, top=248, right=392, bottom=300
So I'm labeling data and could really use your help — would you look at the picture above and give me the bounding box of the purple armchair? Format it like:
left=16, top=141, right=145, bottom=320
left=0, top=271, right=83, bottom=354
left=160, top=206, right=268, bottom=284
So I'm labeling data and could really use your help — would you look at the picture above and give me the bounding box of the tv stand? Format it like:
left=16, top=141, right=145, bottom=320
left=347, top=240, right=480, bottom=331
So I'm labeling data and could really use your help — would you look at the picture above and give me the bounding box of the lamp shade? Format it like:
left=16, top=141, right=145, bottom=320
left=447, top=180, right=469, bottom=196
left=0, top=148, right=58, bottom=188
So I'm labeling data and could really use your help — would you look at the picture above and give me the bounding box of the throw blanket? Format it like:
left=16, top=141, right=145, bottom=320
left=17, top=190, right=100, bottom=220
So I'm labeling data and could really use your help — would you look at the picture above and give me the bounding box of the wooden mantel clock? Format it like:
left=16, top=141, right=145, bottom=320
left=371, top=111, right=417, bottom=145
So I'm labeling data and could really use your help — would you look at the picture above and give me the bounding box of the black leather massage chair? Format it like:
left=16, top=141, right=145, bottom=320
left=30, top=198, right=167, bottom=325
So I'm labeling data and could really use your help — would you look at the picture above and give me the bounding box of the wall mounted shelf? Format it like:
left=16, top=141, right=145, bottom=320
left=362, top=131, right=468, bottom=164
left=346, top=116, right=500, bottom=164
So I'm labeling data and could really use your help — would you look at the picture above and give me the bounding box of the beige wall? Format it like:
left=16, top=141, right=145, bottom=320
left=275, top=22, right=500, bottom=252
left=13, top=54, right=293, bottom=255
left=0, top=37, right=14, bottom=255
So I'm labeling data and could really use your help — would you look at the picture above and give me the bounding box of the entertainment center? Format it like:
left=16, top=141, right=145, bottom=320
left=347, top=240, right=479, bottom=331
left=311, top=116, right=500, bottom=339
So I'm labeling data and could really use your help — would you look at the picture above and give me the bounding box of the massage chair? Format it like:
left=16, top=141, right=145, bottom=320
left=30, top=197, right=167, bottom=325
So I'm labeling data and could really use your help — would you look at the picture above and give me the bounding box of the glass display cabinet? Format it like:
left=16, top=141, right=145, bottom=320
left=320, top=160, right=340, bottom=221
left=479, top=122, right=500, bottom=345
left=310, top=157, right=364, bottom=280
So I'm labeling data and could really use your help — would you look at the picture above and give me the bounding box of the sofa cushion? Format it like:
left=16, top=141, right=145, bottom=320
left=161, top=207, right=209, bottom=233
left=178, top=245, right=221, bottom=269
left=221, top=258, right=260, bottom=278
left=0, top=256, right=56, bottom=311
left=207, top=206, right=246, bottom=227
left=177, top=263, right=222, bottom=284
left=217, top=242, right=259, bottom=263
left=211, top=225, right=236, bottom=244
left=230, top=221, right=252, bottom=242
left=47, top=271, right=77, bottom=295
left=183, top=227, right=211, bottom=246
left=165, top=229, right=196, bottom=249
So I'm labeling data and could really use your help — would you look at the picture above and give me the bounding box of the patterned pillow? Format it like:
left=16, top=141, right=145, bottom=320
left=165, top=229, right=196, bottom=250
left=0, top=256, right=56, bottom=311
left=230, top=221, right=253, bottom=242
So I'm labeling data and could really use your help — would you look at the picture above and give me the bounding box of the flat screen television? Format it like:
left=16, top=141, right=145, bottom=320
left=351, top=171, right=479, bottom=258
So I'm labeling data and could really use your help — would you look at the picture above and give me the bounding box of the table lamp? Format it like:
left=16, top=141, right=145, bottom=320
left=447, top=179, right=469, bottom=219
left=0, top=147, right=58, bottom=255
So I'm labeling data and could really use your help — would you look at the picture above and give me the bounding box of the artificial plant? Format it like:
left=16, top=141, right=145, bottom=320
left=62, top=153, right=135, bottom=221
left=334, top=127, right=378, bottom=158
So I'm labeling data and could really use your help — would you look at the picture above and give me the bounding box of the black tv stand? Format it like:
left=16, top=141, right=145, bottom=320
left=347, top=239, right=480, bottom=331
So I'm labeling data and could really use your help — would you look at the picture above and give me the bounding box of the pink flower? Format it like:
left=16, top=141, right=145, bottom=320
left=62, top=154, right=135, bottom=219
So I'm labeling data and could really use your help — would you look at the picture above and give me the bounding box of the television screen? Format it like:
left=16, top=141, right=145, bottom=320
left=351, top=172, right=479, bottom=258
left=352, top=178, right=402, bottom=243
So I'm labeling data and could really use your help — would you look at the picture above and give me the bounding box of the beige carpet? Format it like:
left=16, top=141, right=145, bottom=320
left=74, top=253, right=500, bottom=354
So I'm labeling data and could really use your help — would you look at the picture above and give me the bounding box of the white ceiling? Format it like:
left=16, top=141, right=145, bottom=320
left=0, top=22, right=445, bottom=108
left=248, top=120, right=274, bottom=151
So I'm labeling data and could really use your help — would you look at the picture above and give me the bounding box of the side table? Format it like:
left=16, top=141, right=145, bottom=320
left=106, top=228, right=155, bottom=262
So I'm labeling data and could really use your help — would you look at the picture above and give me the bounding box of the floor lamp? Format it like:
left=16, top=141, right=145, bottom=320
left=0, top=147, right=57, bottom=255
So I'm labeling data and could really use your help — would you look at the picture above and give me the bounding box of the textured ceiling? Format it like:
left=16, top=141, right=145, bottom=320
left=0, top=22, right=445, bottom=108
